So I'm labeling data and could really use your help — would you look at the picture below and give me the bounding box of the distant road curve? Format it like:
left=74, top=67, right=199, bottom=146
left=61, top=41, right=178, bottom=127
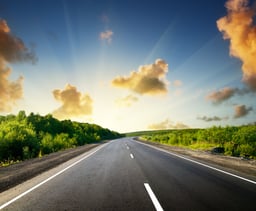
left=0, top=138, right=255, bottom=210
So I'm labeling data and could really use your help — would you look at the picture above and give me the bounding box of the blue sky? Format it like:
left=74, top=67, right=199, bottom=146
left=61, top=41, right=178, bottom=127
left=0, top=0, right=255, bottom=132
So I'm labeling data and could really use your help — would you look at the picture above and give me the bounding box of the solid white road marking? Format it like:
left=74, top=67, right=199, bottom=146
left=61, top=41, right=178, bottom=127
left=130, top=153, right=134, bottom=159
left=144, top=183, right=164, bottom=211
left=0, top=143, right=108, bottom=210
left=136, top=140, right=256, bottom=185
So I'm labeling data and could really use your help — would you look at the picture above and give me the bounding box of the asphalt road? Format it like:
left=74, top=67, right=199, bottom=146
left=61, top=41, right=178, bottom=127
left=1, top=138, right=256, bottom=210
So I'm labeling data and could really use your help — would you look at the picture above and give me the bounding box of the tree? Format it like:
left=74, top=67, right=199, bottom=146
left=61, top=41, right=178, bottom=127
left=0, top=119, right=39, bottom=160
left=0, top=111, right=122, bottom=163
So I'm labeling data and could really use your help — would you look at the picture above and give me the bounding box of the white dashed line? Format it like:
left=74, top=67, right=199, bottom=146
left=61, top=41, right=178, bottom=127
left=127, top=146, right=130, bottom=150
left=144, top=183, right=163, bottom=211
left=130, top=153, right=134, bottom=159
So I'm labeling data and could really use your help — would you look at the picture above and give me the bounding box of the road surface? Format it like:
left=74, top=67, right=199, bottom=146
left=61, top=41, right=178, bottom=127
left=0, top=138, right=255, bottom=210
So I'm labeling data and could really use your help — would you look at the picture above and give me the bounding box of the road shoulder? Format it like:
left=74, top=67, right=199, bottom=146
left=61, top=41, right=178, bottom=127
left=0, top=142, right=106, bottom=192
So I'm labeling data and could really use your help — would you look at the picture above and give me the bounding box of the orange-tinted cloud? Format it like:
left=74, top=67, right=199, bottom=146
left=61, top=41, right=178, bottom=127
left=0, top=19, right=36, bottom=112
left=234, top=104, right=253, bottom=118
left=115, top=94, right=138, bottom=107
left=99, top=30, right=113, bottom=44
left=148, top=118, right=189, bottom=130
left=206, top=86, right=249, bottom=104
left=206, top=87, right=237, bottom=104
left=0, top=58, right=23, bottom=112
left=112, top=59, right=169, bottom=95
left=0, top=19, right=36, bottom=64
left=217, top=0, right=256, bottom=91
left=52, top=84, right=93, bottom=119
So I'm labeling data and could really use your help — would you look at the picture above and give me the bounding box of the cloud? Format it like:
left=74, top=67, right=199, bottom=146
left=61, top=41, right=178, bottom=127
left=0, top=58, right=24, bottom=112
left=115, top=94, right=138, bottom=107
left=234, top=104, right=253, bottom=118
left=148, top=119, right=189, bottom=130
left=112, top=59, right=169, bottom=95
left=197, top=115, right=229, bottom=122
left=52, top=84, right=93, bottom=119
left=0, top=19, right=36, bottom=112
left=173, top=80, right=182, bottom=87
left=217, top=0, right=256, bottom=91
left=174, top=122, right=189, bottom=129
left=206, top=87, right=237, bottom=104
left=172, top=80, right=183, bottom=96
left=0, top=19, right=37, bottom=64
left=206, top=86, right=250, bottom=104
left=99, top=30, right=113, bottom=44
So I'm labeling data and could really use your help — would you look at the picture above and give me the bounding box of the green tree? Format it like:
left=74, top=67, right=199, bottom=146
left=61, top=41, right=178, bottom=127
left=0, top=111, right=121, bottom=163
left=0, top=119, right=39, bottom=160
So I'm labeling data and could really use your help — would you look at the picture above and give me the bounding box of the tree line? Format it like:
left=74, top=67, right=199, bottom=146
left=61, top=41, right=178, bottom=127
left=142, top=125, right=256, bottom=159
left=0, top=111, right=122, bottom=164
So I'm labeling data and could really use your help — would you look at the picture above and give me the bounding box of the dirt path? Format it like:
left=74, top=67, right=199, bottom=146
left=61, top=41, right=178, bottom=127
left=0, top=142, right=104, bottom=192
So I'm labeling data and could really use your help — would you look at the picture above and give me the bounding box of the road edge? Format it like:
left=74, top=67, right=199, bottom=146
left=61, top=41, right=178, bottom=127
left=0, top=141, right=109, bottom=192
left=0, top=142, right=110, bottom=209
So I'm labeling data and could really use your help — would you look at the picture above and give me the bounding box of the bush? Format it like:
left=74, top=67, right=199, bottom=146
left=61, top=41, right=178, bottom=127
left=40, top=133, right=54, bottom=155
left=142, top=126, right=256, bottom=159
left=238, top=144, right=255, bottom=158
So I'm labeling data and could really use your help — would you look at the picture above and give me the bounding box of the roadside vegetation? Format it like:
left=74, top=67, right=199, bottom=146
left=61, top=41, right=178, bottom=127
left=139, top=126, right=256, bottom=159
left=0, top=111, right=122, bottom=166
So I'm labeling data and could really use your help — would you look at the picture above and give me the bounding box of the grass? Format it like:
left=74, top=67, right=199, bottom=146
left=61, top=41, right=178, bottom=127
left=0, top=160, right=20, bottom=167
left=188, top=142, right=218, bottom=150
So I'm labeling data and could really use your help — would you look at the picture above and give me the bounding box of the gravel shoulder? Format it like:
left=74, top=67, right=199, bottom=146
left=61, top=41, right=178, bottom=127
left=0, top=142, right=105, bottom=192
left=135, top=138, right=256, bottom=181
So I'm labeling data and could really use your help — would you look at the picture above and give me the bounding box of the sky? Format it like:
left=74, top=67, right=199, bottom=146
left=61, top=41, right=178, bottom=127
left=0, top=0, right=256, bottom=133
